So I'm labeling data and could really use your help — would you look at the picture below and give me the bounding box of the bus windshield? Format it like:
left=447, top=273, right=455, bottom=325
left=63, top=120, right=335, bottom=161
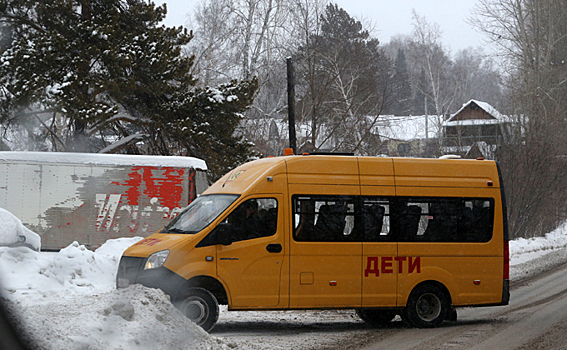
left=162, top=194, right=239, bottom=234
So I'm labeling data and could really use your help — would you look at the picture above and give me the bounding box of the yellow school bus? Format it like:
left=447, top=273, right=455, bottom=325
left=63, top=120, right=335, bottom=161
left=117, top=154, right=509, bottom=331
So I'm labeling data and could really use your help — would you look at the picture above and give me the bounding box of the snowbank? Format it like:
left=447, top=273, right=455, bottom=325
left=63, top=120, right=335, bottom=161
left=9, top=284, right=228, bottom=350
left=0, top=208, right=41, bottom=251
left=0, top=237, right=141, bottom=300
left=510, top=220, right=567, bottom=266
left=0, top=237, right=231, bottom=350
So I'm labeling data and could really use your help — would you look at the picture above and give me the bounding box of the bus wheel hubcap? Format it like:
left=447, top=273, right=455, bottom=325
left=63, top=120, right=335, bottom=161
left=182, top=297, right=208, bottom=325
left=416, top=293, right=441, bottom=321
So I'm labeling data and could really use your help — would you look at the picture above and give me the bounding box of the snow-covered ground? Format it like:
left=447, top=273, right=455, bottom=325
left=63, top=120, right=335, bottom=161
left=1, top=211, right=567, bottom=350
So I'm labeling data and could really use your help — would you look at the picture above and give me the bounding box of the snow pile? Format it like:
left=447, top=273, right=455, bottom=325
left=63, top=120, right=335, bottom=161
left=0, top=238, right=141, bottom=299
left=0, top=208, right=40, bottom=251
left=9, top=284, right=228, bottom=350
left=510, top=220, right=567, bottom=266
left=508, top=221, right=567, bottom=282
left=0, top=237, right=230, bottom=350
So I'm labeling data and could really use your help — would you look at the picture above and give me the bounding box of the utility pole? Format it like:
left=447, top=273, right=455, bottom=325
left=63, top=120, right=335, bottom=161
left=287, top=57, right=297, bottom=154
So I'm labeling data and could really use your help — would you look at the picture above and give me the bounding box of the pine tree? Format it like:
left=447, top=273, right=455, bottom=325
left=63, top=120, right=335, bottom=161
left=0, top=0, right=257, bottom=179
left=161, top=78, right=259, bottom=179
left=412, top=68, right=430, bottom=115
left=296, top=4, right=391, bottom=153
left=385, top=49, right=412, bottom=116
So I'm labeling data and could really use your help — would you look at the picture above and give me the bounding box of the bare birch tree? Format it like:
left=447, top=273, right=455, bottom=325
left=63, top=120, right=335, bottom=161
left=294, top=4, right=398, bottom=155
left=408, top=11, right=455, bottom=117
left=187, top=0, right=328, bottom=156
left=472, top=0, right=567, bottom=238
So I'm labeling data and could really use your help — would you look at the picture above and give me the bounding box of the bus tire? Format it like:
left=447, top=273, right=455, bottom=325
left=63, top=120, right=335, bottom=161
left=175, top=287, right=219, bottom=332
left=356, top=309, right=396, bottom=326
left=402, top=284, right=449, bottom=328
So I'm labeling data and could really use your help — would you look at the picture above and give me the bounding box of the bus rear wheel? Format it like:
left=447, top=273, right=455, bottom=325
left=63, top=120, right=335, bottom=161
left=175, top=287, right=219, bottom=332
left=356, top=309, right=396, bottom=326
left=402, top=284, right=449, bottom=328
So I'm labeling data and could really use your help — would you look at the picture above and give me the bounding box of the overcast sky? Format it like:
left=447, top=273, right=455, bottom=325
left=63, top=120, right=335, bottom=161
left=156, top=0, right=488, bottom=54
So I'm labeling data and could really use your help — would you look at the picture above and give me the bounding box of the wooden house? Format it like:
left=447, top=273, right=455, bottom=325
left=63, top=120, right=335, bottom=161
left=442, top=100, right=513, bottom=159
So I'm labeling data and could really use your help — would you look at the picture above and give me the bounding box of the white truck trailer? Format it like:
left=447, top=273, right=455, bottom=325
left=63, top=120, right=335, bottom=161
left=0, top=152, right=208, bottom=250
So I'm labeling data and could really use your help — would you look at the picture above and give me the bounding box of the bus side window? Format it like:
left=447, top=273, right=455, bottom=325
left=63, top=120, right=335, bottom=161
left=467, top=200, right=494, bottom=242
left=362, top=204, right=385, bottom=240
left=400, top=204, right=422, bottom=238
left=359, top=197, right=391, bottom=242
left=294, top=198, right=315, bottom=241
left=400, top=197, right=494, bottom=243
left=426, top=200, right=459, bottom=242
left=227, top=198, right=278, bottom=242
left=293, top=195, right=355, bottom=242
left=292, top=195, right=494, bottom=243
left=314, top=204, right=348, bottom=241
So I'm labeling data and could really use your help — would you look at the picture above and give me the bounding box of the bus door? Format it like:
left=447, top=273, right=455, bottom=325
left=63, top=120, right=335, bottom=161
left=289, top=193, right=362, bottom=308
left=216, top=196, right=284, bottom=308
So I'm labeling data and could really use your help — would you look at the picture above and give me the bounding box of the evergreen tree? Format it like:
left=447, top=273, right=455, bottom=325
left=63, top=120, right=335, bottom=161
left=385, top=48, right=412, bottom=115
left=0, top=0, right=257, bottom=179
left=296, top=4, right=393, bottom=153
left=411, top=68, right=432, bottom=116
left=162, top=78, right=259, bottom=179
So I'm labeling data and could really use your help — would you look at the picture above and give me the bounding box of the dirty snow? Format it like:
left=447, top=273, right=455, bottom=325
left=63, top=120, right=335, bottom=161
left=1, top=219, right=567, bottom=349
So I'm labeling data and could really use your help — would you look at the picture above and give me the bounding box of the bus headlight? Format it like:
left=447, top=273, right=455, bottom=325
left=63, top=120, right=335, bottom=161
left=144, top=250, right=170, bottom=270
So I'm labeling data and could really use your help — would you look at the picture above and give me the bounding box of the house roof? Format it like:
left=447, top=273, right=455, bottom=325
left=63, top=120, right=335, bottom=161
left=372, top=115, right=441, bottom=141
left=443, top=100, right=511, bottom=127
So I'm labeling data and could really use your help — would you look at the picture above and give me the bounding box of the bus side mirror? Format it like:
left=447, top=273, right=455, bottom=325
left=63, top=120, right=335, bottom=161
left=216, top=223, right=232, bottom=246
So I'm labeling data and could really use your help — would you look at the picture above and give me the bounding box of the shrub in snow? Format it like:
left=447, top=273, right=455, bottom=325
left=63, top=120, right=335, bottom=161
left=0, top=208, right=40, bottom=251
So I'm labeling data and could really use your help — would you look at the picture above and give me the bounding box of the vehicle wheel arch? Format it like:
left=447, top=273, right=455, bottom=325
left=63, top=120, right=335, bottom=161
left=403, top=280, right=452, bottom=307
left=402, top=280, right=453, bottom=328
left=177, top=275, right=228, bottom=305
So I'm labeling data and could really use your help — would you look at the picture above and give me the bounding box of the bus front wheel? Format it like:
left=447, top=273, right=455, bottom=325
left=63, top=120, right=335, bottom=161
left=175, top=287, right=219, bottom=332
left=402, top=284, right=449, bottom=328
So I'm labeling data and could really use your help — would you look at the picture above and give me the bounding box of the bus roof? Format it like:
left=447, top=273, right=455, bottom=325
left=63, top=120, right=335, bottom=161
left=206, top=155, right=499, bottom=195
